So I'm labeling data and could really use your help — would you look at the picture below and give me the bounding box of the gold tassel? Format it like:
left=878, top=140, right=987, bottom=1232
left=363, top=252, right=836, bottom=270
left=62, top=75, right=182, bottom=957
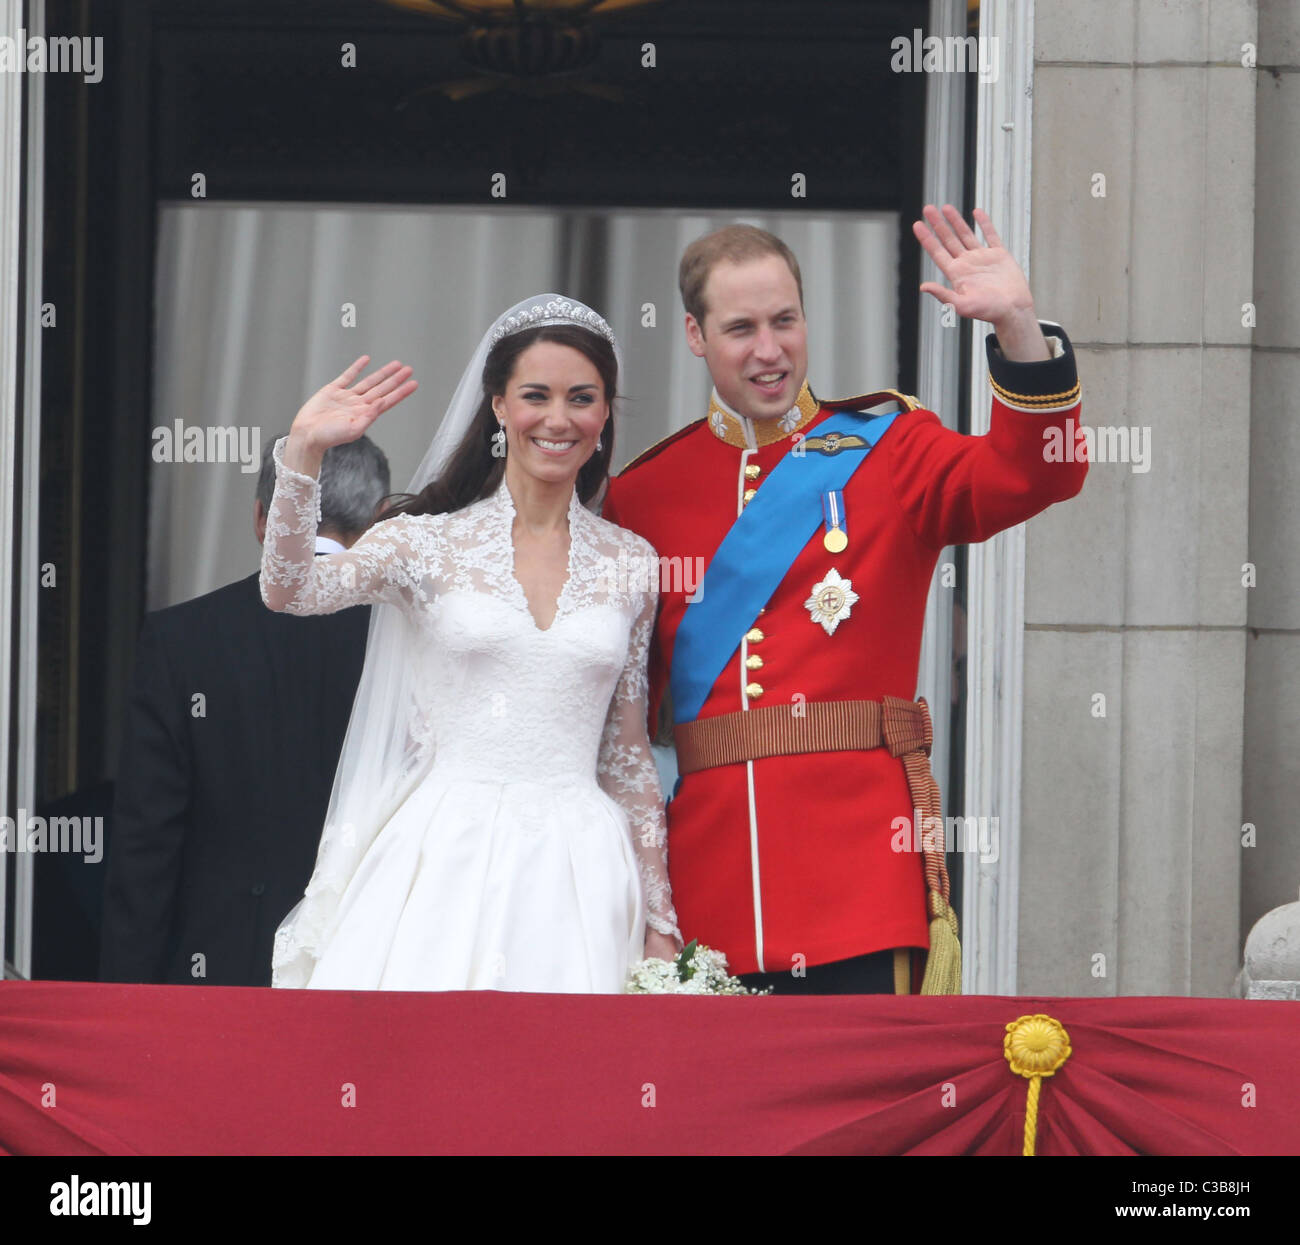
left=920, top=896, right=962, bottom=995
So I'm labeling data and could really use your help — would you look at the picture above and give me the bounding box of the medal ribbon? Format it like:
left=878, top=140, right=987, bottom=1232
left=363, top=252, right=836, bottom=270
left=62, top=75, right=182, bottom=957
left=822, top=489, right=847, bottom=547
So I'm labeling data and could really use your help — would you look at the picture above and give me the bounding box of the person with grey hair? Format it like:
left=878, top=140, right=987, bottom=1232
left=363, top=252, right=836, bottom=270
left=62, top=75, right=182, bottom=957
left=254, top=432, right=392, bottom=550
left=100, top=435, right=390, bottom=986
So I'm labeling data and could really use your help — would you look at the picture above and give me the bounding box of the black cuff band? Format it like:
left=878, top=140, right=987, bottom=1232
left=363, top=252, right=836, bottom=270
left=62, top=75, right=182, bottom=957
left=985, top=320, right=1081, bottom=410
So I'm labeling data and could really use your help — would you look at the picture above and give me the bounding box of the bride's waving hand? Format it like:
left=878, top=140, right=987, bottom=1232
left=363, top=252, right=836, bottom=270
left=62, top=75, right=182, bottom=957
left=260, top=356, right=437, bottom=617
left=282, top=355, right=418, bottom=474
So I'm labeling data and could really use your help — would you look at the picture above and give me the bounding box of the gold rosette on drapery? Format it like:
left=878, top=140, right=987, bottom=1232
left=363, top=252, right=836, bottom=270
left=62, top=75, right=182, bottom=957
left=1004, top=1014, right=1072, bottom=1155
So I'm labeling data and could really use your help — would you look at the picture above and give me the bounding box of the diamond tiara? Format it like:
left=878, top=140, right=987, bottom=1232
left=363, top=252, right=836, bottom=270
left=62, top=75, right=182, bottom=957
left=488, top=298, right=616, bottom=349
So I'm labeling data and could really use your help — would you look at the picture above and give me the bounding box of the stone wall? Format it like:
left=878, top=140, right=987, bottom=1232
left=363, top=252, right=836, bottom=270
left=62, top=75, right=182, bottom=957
left=1017, top=0, right=1286, bottom=995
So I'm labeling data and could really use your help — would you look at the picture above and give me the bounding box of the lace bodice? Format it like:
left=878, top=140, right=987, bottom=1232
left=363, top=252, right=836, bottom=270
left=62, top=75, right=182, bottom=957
left=259, top=436, right=680, bottom=942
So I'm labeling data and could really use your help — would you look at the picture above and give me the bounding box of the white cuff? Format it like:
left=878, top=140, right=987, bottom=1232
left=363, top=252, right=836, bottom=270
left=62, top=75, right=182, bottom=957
left=272, top=435, right=323, bottom=526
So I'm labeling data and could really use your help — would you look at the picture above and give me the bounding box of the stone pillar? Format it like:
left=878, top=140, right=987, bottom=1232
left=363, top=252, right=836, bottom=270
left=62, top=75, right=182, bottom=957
left=1240, top=2, right=1300, bottom=972
left=1018, top=0, right=1259, bottom=995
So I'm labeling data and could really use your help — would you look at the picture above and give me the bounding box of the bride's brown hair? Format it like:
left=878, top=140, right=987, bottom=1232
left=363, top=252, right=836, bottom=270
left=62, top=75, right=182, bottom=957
left=381, top=323, right=616, bottom=521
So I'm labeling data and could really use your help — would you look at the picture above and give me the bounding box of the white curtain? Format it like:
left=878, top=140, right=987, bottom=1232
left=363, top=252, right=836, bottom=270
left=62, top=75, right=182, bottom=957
left=149, top=202, right=898, bottom=609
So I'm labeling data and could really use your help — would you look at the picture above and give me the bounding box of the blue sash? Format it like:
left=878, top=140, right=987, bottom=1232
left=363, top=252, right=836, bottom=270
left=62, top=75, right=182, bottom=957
left=671, top=409, right=897, bottom=724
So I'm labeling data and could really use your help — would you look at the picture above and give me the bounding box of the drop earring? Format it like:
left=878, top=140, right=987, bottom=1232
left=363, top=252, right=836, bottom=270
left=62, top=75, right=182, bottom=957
left=491, top=420, right=507, bottom=457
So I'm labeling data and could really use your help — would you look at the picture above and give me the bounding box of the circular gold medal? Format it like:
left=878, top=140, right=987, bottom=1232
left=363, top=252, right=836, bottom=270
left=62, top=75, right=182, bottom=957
left=823, top=527, right=848, bottom=553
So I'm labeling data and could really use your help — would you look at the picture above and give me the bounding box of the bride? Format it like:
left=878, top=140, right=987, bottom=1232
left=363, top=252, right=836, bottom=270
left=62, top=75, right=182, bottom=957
left=260, top=294, right=682, bottom=991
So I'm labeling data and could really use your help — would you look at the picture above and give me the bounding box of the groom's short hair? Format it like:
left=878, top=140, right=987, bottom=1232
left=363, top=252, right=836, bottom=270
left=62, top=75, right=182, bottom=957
left=678, top=225, right=803, bottom=330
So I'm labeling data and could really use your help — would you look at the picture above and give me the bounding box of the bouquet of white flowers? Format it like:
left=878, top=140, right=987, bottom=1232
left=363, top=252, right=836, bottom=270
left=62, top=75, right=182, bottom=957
left=624, top=939, right=772, bottom=995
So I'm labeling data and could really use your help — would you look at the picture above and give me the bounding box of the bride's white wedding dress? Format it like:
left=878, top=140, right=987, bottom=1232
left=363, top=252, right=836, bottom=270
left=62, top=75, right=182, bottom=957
left=260, top=436, right=680, bottom=992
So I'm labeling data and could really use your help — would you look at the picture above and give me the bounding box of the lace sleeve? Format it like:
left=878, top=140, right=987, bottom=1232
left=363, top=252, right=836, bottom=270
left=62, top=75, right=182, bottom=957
left=597, top=559, right=682, bottom=945
left=259, top=435, right=435, bottom=615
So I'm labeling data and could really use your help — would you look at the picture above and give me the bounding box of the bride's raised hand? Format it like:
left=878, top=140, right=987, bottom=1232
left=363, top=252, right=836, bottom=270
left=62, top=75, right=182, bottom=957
left=285, top=355, right=418, bottom=472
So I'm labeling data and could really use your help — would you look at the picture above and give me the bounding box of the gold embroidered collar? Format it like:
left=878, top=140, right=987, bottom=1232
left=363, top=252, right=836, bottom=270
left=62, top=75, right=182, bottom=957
left=706, top=381, right=820, bottom=450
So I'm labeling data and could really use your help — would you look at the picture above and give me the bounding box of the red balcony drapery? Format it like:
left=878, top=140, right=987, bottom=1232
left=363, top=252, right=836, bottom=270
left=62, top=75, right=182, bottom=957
left=1, top=983, right=1294, bottom=1155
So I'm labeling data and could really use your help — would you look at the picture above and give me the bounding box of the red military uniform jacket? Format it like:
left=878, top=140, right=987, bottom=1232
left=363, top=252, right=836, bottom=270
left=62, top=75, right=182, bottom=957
left=603, top=323, right=1086, bottom=976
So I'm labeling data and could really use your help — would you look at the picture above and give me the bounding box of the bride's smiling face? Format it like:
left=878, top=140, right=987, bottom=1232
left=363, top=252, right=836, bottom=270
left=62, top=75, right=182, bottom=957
left=492, top=341, right=608, bottom=484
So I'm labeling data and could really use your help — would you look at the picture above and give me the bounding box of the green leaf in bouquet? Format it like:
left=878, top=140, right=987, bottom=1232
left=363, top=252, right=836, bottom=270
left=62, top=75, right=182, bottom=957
left=675, top=938, right=700, bottom=982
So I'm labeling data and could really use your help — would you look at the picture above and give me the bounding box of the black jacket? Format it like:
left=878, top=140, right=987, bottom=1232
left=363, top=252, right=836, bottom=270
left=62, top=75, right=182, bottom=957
left=99, top=571, right=369, bottom=986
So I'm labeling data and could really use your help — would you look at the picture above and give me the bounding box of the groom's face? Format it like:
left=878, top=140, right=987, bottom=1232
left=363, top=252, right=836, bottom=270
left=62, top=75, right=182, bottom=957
left=685, top=254, right=808, bottom=422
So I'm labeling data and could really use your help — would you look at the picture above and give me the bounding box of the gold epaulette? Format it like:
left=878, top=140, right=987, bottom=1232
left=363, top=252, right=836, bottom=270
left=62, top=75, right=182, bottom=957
left=819, top=388, right=923, bottom=414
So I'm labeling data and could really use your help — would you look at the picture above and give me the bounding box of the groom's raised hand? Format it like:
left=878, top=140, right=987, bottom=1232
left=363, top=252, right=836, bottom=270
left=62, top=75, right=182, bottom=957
left=285, top=355, right=419, bottom=474
left=912, top=204, right=1050, bottom=362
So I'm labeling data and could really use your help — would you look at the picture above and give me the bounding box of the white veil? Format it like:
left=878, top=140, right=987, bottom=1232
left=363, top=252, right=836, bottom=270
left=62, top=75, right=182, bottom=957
left=271, top=293, right=620, bottom=988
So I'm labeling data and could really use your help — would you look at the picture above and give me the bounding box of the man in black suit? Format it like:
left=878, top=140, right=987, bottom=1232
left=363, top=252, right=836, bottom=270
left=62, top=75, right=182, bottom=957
left=99, top=434, right=391, bottom=986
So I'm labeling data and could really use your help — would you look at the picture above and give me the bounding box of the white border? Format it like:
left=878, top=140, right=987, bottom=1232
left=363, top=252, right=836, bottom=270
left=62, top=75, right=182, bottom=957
left=0, top=0, right=23, bottom=975
left=13, top=0, right=45, bottom=978
left=962, top=0, right=1034, bottom=995
left=1, top=0, right=44, bottom=978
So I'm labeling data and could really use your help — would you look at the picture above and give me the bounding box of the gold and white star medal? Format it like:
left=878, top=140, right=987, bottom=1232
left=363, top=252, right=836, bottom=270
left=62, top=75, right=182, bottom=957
left=804, top=568, right=858, bottom=635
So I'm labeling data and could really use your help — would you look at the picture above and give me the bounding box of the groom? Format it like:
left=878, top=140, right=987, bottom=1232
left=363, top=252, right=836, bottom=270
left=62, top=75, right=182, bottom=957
left=602, top=205, right=1087, bottom=995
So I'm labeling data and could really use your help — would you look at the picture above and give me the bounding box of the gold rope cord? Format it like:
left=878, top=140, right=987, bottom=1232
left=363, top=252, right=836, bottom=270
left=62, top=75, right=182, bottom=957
left=1003, top=1014, right=1072, bottom=1156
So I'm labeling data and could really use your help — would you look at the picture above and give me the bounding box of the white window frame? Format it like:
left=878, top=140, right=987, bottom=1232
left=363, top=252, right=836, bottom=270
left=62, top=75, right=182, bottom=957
left=2, top=0, right=45, bottom=979
left=959, top=0, right=1036, bottom=995
left=0, top=0, right=1035, bottom=988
